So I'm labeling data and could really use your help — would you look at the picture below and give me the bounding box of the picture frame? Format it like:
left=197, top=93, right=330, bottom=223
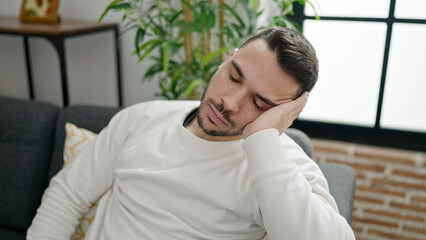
left=19, top=0, right=60, bottom=23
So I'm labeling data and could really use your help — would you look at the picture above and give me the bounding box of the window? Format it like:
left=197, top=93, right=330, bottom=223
left=381, top=23, right=426, bottom=132
left=301, top=20, right=386, bottom=127
left=292, top=0, right=426, bottom=151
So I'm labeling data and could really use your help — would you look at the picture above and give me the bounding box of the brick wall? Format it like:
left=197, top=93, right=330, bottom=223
left=312, top=139, right=426, bottom=240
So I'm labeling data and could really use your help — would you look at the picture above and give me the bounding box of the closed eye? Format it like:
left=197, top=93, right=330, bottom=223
left=252, top=98, right=270, bottom=111
left=229, top=74, right=240, bottom=83
left=256, top=94, right=278, bottom=108
left=252, top=98, right=266, bottom=111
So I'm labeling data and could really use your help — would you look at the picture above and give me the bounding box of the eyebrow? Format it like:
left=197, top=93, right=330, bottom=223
left=256, top=94, right=279, bottom=107
left=231, top=60, right=244, bottom=79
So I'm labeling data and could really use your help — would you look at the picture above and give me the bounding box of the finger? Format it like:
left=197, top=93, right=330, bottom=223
left=295, top=91, right=309, bottom=104
left=294, top=91, right=309, bottom=116
left=279, top=91, right=309, bottom=111
left=283, top=91, right=309, bottom=118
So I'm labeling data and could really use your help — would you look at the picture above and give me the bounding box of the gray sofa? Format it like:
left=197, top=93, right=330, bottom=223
left=0, top=96, right=356, bottom=239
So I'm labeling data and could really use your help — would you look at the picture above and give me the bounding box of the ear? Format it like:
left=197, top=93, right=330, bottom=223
left=219, top=48, right=238, bottom=68
left=225, top=48, right=238, bottom=61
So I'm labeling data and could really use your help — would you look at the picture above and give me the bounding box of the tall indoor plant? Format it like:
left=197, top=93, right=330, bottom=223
left=100, top=0, right=317, bottom=100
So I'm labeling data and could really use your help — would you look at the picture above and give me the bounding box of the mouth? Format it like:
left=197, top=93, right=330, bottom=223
left=207, top=103, right=229, bottom=127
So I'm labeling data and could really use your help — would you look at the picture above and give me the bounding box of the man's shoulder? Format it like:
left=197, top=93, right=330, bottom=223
left=110, top=100, right=199, bottom=132
left=122, top=100, right=199, bottom=120
left=129, top=100, right=199, bottom=112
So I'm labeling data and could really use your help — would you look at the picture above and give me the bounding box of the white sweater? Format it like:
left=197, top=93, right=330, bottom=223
left=27, top=100, right=355, bottom=240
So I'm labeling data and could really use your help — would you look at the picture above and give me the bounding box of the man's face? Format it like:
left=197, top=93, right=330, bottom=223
left=196, top=39, right=301, bottom=141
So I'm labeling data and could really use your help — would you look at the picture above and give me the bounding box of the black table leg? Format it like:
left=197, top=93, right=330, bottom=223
left=23, top=35, right=34, bottom=99
left=114, top=26, right=123, bottom=107
left=47, top=36, right=69, bottom=107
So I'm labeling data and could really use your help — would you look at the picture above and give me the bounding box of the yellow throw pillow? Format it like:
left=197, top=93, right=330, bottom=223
left=63, top=122, right=97, bottom=240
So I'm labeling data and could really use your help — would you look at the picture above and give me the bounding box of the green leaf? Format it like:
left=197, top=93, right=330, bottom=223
left=181, top=75, right=199, bottom=81
left=138, top=43, right=159, bottom=63
left=184, top=78, right=204, bottom=98
left=224, top=3, right=245, bottom=28
left=135, top=16, right=147, bottom=29
left=163, top=42, right=171, bottom=74
left=170, top=42, right=183, bottom=55
left=283, top=17, right=302, bottom=31
left=206, top=9, right=216, bottom=29
left=170, top=66, right=185, bottom=92
left=109, top=3, right=132, bottom=11
left=202, top=46, right=231, bottom=66
left=170, top=10, right=183, bottom=23
left=175, top=86, right=187, bottom=99
left=251, top=0, right=260, bottom=11
left=181, top=0, right=196, bottom=11
left=158, top=81, right=173, bottom=100
left=99, top=0, right=125, bottom=22
left=195, top=41, right=202, bottom=63
left=274, top=17, right=296, bottom=29
left=205, top=68, right=217, bottom=82
left=295, top=0, right=306, bottom=7
left=103, top=0, right=315, bottom=100
left=135, top=28, right=146, bottom=57
left=204, top=60, right=222, bottom=72
left=120, top=24, right=138, bottom=36
left=180, top=27, right=202, bottom=34
left=171, top=21, right=194, bottom=28
left=231, top=23, right=244, bottom=37
left=133, top=38, right=163, bottom=55
left=143, top=63, right=163, bottom=81
left=282, top=4, right=294, bottom=16
left=305, top=0, right=320, bottom=19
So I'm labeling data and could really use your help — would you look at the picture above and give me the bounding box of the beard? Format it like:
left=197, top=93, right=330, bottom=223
left=196, top=97, right=244, bottom=137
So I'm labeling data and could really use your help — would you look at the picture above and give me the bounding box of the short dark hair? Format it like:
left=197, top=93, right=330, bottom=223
left=241, top=27, right=319, bottom=94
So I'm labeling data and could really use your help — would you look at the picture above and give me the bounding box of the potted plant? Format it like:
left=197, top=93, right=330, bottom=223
left=100, top=0, right=317, bottom=100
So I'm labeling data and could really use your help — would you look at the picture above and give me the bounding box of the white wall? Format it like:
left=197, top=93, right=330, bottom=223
left=0, top=0, right=159, bottom=107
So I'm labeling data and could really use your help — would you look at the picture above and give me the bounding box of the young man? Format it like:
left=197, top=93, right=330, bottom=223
left=28, top=27, right=355, bottom=239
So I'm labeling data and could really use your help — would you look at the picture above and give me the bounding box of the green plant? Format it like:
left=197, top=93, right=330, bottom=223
left=100, top=0, right=317, bottom=100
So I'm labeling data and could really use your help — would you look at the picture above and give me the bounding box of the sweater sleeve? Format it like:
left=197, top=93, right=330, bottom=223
left=27, top=107, right=135, bottom=240
left=242, top=129, right=355, bottom=240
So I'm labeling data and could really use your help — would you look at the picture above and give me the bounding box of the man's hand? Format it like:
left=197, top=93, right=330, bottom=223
left=243, top=92, right=309, bottom=138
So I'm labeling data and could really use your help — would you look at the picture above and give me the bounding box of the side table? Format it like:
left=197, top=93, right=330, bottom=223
left=0, top=16, right=122, bottom=106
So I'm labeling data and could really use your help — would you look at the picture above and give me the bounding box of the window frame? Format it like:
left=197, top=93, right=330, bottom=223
left=292, top=0, right=426, bottom=151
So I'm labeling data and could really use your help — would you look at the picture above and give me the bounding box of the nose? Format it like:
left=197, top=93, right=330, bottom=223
left=222, top=89, right=246, bottom=113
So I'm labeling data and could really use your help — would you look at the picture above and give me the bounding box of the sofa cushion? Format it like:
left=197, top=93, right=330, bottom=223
left=0, top=227, right=26, bottom=240
left=0, top=96, right=60, bottom=232
left=48, top=105, right=120, bottom=181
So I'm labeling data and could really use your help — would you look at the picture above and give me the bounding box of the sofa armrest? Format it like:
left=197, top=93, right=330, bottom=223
left=285, top=128, right=313, bottom=158
left=285, top=128, right=356, bottom=223
left=319, top=163, right=357, bottom=224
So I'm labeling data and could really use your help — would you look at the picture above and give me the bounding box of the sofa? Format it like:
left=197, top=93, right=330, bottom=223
left=0, top=96, right=356, bottom=240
